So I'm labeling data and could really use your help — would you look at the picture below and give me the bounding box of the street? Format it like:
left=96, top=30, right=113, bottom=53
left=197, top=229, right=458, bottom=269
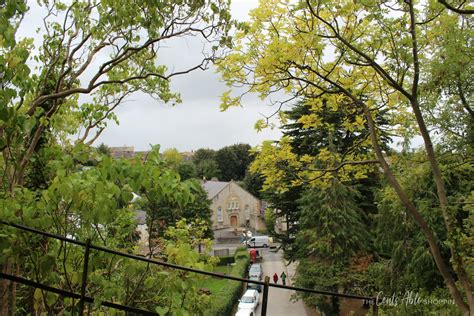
left=243, top=248, right=309, bottom=316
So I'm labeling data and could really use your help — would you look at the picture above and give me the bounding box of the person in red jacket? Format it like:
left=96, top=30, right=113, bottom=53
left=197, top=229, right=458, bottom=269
left=273, top=272, right=278, bottom=284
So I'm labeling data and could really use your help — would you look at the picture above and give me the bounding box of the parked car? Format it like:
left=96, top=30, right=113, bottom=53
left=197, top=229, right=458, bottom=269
left=248, top=263, right=263, bottom=280
left=244, top=235, right=270, bottom=248
left=237, top=289, right=259, bottom=315
left=235, top=309, right=255, bottom=316
left=247, top=276, right=262, bottom=292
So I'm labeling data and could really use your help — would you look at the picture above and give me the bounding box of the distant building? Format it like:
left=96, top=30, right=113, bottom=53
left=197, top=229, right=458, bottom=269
left=108, top=146, right=193, bottom=162
left=180, top=151, right=194, bottom=161
left=201, top=180, right=266, bottom=231
left=109, top=146, right=135, bottom=159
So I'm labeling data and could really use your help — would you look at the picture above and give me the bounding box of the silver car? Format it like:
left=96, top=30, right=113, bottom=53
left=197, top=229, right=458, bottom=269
left=248, top=263, right=262, bottom=280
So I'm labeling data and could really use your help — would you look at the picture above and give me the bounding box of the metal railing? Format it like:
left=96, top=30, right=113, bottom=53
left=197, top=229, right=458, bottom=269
left=0, top=220, right=378, bottom=315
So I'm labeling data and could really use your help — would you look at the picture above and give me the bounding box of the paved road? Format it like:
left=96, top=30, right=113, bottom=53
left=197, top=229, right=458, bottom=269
left=247, top=248, right=309, bottom=316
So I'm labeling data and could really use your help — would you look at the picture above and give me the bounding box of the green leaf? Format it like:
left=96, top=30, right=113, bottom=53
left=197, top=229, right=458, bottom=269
left=155, top=306, right=169, bottom=315
left=34, top=288, right=42, bottom=300
left=144, top=276, right=155, bottom=288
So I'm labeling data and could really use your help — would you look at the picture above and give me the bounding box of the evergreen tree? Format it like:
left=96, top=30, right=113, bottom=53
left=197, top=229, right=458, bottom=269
left=295, top=180, right=372, bottom=314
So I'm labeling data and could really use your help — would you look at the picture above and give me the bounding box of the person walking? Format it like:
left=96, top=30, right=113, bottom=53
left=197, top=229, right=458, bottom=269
left=273, top=272, right=278, bottom=284
left=280, top=271, right=287, bottom=285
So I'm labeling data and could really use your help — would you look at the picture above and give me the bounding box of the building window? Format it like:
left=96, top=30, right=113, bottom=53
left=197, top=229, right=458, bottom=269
left=217, top=207, right=223, bottom=222
left=228, top=201, right=239, bottom=210
left=245, top=205, right=250, bottom=220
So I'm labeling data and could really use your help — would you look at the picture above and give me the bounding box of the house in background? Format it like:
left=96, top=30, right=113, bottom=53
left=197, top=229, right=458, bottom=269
left=201, top=180, right=266, bottom=232
left=109, top=146, right=135, bottom=159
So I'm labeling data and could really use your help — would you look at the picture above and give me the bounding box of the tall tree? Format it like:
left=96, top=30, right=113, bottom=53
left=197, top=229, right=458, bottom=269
left=192, top=148, right=218, bottom=166
left=215, top=143, right=252, bottom=181
left=162, top=148, right=184, bottom=168
left=196, top=159, right=222, bottom=180
left=1, top=0, right=232, bottom=190
left=0, top=0, right=233, bottom=312
left=177, top=161, right=198, bottom=180
left=295, top=181, right=371, bottom=314
left=218, top=1, right=473, bottom=312
left=250, top=100, right=384, bottom=259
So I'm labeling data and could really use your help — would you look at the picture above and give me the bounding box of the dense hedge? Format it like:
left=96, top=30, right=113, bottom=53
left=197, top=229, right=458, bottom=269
left=208, top=250, right=250, bottom=316
left=217, top=255, right=235, bottom=266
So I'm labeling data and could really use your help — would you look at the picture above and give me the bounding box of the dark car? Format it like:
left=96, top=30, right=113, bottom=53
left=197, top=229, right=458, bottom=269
left=247, top=276, right=262, bottom=292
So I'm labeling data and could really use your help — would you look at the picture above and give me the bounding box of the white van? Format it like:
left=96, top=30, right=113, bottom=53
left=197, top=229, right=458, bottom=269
left=245, top=235, right=270, bottom=248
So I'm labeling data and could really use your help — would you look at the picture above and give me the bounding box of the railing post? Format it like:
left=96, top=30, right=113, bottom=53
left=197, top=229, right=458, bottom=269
left=79, top=238, right=91, bottom=315
left=372, top=297, right=378, bottom=316
left=261, top=276, right=270, bottom=316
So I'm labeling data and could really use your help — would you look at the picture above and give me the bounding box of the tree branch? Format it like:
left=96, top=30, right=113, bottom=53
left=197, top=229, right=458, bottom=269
left=438, top=0, right=474, bottom=14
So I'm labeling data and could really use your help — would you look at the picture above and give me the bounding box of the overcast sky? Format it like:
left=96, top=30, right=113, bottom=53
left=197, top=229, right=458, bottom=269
left=93, top=0, right=283, bottom=151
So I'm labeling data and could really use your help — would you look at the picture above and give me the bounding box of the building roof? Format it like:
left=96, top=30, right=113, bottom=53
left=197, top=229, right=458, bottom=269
left=201, top=180, right=229, bottom=199
left=110, top=146, right=135, bottom=152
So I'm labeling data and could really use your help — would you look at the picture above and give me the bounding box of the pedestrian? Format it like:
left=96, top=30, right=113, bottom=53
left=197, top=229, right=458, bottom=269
left=280, top=271, right=287, bottom=285
left=273, top=272, right=278, bottom=284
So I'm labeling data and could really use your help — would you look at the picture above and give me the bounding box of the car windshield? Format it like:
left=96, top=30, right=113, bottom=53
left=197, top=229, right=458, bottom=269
left=241, top=296, right=255, bottom=304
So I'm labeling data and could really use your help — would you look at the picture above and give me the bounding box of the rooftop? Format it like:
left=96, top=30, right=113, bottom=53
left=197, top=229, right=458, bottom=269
left=201, top=180, right=229, bottom=199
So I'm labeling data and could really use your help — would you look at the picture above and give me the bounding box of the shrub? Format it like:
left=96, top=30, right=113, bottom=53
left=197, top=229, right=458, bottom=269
left=207, top=250, right=250, bottom=315
left=235, top=248, right=249, bottom=261
left=217, top=256, right=235, bottom=266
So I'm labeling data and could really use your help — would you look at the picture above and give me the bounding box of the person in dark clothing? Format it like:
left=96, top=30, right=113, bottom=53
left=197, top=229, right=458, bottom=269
left=273, top=272, right=278, bottom=284
left=280, top=271, right=287, bottom=285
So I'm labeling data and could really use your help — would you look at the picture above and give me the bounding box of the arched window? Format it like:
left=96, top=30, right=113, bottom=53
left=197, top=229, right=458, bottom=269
left=245, top=205, right=250, bottom=220
left=217, top=207, right=223, bottom=222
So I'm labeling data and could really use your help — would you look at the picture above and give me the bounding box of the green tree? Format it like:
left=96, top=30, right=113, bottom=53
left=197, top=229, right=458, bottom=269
left=251, top=100, right=384, bottom=260
left=163, top=148, right=184, bottom=168
left=295, top=181, right=372, bottom=314
left=372, top=151, right=473, bottom=293
left=1, top=0, right=232, bottom=190
left=96, top=143, right=111, bottom=156
left=0, top=147, right=217, bottom=314
left=241, top=170, right=265, bottom=199
left=215, top=143, right=252, bottom=181
left=0, top=0, right=233, bottom=312
left=177, top=161, right=198, bottom=180
left=196, top=159, right=221, bottom=180
left=181, top=181, right=214, bottom=239
left=193, top=148, right=218, bottom=166
left=218, top=1, right=473, bottom=312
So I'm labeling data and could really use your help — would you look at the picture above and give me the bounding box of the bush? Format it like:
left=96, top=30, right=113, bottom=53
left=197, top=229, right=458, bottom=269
left=235, top=248, right=249, bottom=260
left=217, top=256, right=235, bottom=266
left=207, top=250, right=250, bottom=316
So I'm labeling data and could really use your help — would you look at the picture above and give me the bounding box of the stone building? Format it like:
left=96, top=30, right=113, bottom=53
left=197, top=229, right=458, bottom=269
left=109, top=146, right=135, bottom=159
left=201, top=180, right=266, bottom=231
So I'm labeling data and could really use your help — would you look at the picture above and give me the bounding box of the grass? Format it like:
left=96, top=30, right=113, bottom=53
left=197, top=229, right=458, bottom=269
left=201, top=266, right=231, bottom=294
left=202, top=250, right=250, bottom=316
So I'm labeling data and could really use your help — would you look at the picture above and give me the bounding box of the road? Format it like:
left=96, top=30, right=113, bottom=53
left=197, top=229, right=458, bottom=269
left=247, top=248, right=309, bottom=316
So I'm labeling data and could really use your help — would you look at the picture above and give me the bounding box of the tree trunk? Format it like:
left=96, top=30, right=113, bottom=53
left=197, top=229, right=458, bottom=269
left=0, top=259, right=12, bottom=315
left=409, top=98, right=474, bottom=312
left=361, top=102, right=470, bottom=315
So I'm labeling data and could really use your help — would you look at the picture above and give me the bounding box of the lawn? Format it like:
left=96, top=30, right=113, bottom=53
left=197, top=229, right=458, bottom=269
left=202, top=251, right=250, bottom=315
